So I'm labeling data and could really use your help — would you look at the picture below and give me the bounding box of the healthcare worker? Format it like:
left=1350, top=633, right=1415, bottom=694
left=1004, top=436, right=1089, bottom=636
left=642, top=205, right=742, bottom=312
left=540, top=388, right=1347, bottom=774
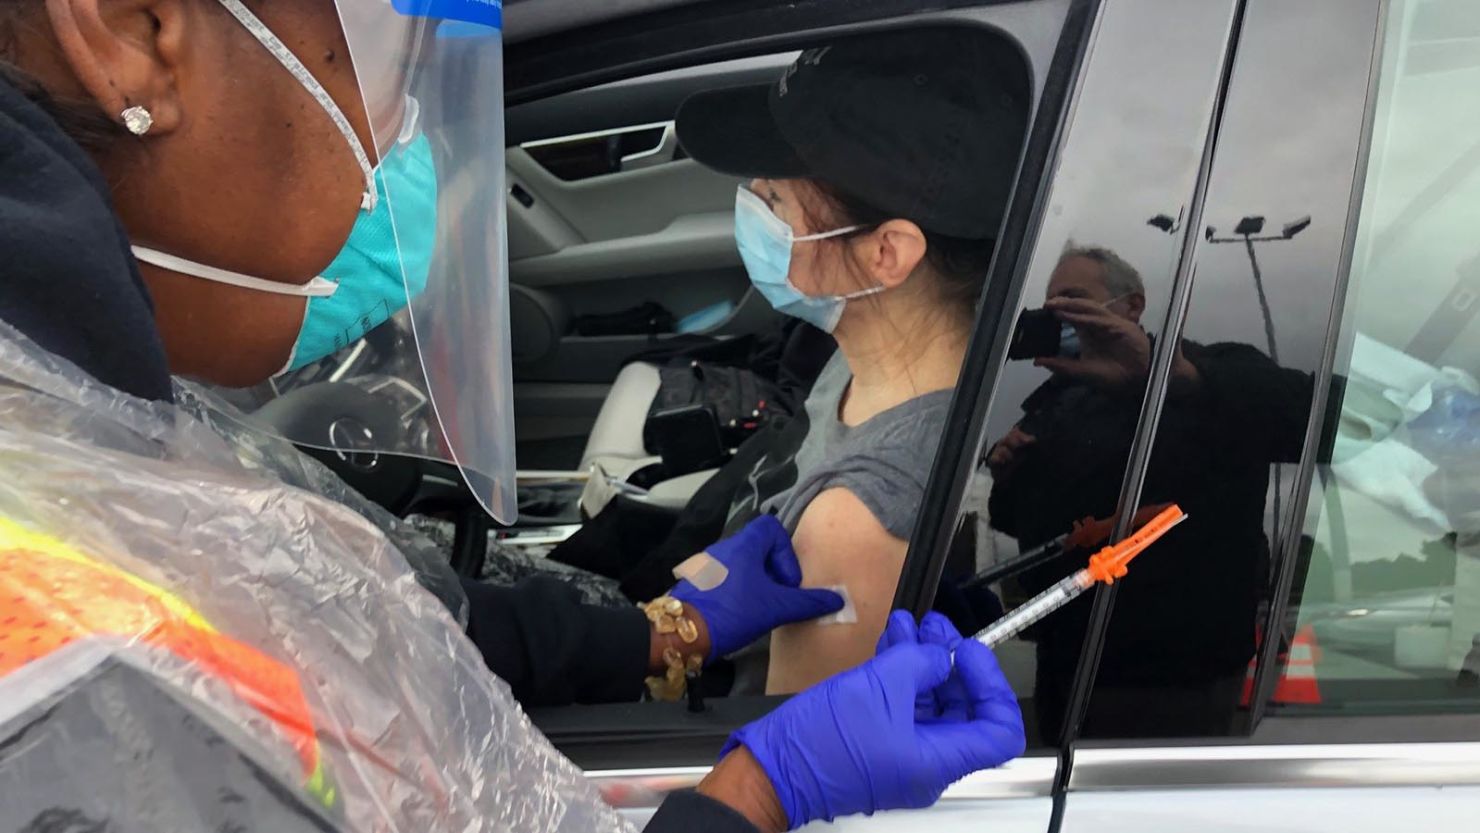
left=0, top=2, right=1024, bottom=832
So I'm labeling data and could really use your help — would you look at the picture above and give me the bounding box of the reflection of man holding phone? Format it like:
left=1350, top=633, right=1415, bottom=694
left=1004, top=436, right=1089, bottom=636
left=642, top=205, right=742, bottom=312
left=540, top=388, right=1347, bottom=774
left=988, top=244, right=1310, bottom=743
left=1003, top=245, right=1199, bottom=391
left=990, top=246, right=1187, bottom=480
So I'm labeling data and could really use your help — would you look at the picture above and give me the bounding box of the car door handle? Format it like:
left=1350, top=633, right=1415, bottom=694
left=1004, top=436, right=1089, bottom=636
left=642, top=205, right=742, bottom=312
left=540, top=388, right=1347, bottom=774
left=620, top=123, right=679, bottom=171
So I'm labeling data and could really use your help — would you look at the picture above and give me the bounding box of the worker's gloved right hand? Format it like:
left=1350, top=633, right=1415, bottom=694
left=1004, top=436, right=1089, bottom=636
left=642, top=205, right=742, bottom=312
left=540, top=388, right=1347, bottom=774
left=672, top=514, right=843, bottom=660
left=724, top=611, right=1025, bottom=829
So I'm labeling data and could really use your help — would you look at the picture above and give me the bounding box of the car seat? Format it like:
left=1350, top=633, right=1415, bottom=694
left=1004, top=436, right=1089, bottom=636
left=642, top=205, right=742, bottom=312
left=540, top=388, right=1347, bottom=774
left=578, top=361, right=723, bottom=509
left=580, top=322, right=836, bottom=508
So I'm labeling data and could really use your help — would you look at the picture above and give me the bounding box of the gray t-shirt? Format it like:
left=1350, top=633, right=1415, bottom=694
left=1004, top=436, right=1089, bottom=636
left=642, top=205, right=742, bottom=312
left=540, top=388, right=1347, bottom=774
left=758, top=354, right=954, bottom=537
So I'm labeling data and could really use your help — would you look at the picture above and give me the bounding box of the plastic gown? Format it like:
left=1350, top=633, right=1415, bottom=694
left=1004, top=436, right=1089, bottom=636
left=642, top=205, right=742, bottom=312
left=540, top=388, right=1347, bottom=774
left=0, top=320, right=633, bottom=833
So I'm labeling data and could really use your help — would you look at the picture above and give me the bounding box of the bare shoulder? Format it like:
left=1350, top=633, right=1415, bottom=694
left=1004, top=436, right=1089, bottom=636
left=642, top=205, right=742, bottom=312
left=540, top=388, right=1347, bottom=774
left=766, top=487, right=908, bottom=694
left=791, top=487, right=898, bottom=565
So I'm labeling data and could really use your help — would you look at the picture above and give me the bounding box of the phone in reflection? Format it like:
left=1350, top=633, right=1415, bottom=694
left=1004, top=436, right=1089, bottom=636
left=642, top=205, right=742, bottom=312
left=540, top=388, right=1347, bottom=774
left=1009, top=308, right=1069, bottom=360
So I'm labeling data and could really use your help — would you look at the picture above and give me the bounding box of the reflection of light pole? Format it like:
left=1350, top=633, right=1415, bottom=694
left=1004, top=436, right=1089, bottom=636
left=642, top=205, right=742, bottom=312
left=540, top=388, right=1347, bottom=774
left=1146, top=208, right=1184, bottom=235
left=1204, top=215, right=1311, bottom=364
left=1205, top=215, right=1311, bottom=581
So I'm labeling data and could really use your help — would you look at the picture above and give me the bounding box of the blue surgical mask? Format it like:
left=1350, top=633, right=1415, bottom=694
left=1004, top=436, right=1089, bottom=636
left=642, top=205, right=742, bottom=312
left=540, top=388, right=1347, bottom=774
left=734, top=187, right=882, bottom=332
left=1059, top=322, right=1081, bottom=358
left=1054, top=292, right=1132, bottom=359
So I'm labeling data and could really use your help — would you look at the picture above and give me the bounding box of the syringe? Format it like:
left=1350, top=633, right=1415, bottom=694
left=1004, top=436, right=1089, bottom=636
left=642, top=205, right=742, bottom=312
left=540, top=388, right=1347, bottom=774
left=971, top=505, right=1187, bottom=649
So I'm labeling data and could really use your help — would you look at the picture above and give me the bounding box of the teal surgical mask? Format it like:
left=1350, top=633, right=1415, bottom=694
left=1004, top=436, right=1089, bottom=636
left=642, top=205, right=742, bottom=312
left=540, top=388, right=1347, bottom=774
left=130, top=2, right=437, bottom=374
left=131, top=122, right=438, bottom=374
left=282, top=131, right=438, bottom=371
left=733, top=186, right=882, bottom=333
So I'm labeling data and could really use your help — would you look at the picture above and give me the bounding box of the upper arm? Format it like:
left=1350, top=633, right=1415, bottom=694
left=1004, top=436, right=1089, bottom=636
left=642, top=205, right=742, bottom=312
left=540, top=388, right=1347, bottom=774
left=765, top=487, right=908, bottom=694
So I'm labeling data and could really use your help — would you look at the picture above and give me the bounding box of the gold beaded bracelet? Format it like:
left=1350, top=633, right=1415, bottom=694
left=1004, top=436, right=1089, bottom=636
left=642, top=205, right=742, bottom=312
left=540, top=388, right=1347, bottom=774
left=642, top=596, right=703, bottom=701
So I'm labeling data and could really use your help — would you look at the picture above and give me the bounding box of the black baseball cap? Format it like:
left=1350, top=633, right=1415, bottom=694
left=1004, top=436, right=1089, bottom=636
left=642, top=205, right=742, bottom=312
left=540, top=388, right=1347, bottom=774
left=676, top=28, right=1030, bottom=240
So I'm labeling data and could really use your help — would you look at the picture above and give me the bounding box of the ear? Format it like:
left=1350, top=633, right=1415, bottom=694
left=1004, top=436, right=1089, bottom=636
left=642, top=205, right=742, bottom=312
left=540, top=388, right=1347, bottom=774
left=46, top=0, right=188, bottom=136
left=1123, top=291, right=1147, bottom=323
left=855, top=219, right=929, bottom=290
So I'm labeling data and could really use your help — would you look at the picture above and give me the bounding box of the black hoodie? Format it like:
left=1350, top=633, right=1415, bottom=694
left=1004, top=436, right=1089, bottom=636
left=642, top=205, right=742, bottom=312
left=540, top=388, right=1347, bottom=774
left=0, top=75, right=172, bottom=402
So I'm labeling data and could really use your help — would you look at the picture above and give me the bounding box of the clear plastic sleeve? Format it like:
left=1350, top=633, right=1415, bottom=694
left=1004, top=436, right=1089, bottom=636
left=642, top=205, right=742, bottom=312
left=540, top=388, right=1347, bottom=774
left=0, top=321, right=633, bottom=833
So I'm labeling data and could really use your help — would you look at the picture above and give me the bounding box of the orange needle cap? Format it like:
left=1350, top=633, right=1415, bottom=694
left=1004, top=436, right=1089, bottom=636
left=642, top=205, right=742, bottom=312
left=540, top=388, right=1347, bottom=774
left=1084, top=504, right=1187, bottom=585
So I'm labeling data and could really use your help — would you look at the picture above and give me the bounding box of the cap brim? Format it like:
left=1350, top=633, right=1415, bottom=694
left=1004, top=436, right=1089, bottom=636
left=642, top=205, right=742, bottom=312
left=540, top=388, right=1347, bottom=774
left=675, top=84, right=811, bottom=179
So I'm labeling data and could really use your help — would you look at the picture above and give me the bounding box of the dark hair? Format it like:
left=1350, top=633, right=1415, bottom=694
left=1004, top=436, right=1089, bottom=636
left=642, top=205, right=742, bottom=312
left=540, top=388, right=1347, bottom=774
left=802, top=178, right=997, bottom=314
left=0, top=5, right=129, bottom=152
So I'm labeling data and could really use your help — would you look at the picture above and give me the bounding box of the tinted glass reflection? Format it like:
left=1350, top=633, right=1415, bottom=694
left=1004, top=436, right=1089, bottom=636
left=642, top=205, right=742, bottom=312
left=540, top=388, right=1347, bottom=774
left=1285, top=0, right=1480, bottom=711
left=1077, top=0, right=1381, bottom=737
left=937, top=0, right=1239, bottom=746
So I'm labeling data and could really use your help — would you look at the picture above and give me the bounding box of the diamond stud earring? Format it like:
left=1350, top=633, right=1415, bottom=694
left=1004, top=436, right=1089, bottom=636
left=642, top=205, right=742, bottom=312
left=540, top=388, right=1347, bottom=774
left=121, top=106, right=154, bottom=136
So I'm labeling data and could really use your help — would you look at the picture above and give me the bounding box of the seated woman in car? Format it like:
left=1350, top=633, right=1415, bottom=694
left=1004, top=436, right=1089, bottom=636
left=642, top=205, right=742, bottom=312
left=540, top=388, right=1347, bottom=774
left=670, top=29, right=1029, bottom=692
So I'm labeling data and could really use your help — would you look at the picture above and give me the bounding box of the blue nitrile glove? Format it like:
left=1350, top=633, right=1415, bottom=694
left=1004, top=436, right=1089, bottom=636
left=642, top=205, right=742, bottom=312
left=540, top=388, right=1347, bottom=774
left=723, top=611, right=1025, bottom=828
left=671, top=514, right=844, bottom=660
left=880, top=610, right=976, bottom=722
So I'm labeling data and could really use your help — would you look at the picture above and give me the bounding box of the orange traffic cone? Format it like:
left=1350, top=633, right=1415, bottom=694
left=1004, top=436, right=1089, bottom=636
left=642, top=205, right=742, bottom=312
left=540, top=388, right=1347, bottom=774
left=1240, top=625, right=1322, bottom=706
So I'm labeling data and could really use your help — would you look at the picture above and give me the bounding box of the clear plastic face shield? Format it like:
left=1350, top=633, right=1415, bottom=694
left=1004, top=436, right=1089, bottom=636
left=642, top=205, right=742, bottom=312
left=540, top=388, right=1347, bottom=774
left=202, top=0, right=516, bottom=522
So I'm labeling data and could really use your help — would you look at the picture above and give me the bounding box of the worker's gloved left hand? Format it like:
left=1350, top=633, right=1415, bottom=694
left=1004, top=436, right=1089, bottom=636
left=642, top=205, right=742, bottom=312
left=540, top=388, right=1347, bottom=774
left=724, top=611, right=1025, bottom=828
left=671, top=514, right=843, bottom=660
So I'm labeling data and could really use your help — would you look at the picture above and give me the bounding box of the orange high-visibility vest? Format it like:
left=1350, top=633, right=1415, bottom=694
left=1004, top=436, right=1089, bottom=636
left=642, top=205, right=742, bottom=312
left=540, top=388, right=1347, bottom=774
left=0, top=517, right=334, bottom=805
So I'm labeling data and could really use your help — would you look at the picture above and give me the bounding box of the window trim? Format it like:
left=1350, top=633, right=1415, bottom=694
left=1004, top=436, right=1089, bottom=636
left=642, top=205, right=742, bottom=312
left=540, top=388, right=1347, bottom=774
left=1245, top=0, right=1394, bottom=726
left=1063, top=712, right=1480, bottom=802
left=1027, top=0, right=1392, bottom=757
left=588, top=755, right=1061, bottom=810
left=1068, top=740, right=1480, bottom=791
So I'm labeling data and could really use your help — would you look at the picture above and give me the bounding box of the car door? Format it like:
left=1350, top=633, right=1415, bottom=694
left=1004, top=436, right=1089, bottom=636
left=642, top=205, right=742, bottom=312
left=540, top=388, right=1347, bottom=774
left=896, top=0, right=1246, bottom=752
left=502, top=0, right=1081, bottom=829
left=1029, top=0, right=1480, bottom=827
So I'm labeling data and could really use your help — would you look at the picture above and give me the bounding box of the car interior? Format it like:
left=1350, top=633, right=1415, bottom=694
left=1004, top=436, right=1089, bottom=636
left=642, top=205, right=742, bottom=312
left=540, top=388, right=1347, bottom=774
left=506, top=52, right=799, bottom=505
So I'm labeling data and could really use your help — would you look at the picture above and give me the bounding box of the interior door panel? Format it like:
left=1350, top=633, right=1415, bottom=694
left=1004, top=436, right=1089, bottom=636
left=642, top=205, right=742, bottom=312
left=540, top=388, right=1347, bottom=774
left=508, top=149, right=740, bottom=254
left=505, top=60, right=794, bottom=468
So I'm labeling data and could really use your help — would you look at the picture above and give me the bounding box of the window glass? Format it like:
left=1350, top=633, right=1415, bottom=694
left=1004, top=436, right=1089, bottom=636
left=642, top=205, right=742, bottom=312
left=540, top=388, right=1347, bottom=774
left=936, top=0, right=1238, bottom=747
left=1078, top=0, right=1381, bottom=738
left=1282, top=0, right=1480, bottom=712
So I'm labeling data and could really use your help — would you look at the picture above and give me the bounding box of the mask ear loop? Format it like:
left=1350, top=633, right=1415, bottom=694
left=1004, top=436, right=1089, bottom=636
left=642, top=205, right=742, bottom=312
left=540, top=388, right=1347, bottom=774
left=130, top=246, right=339, bottom=297
left=793, top=224, right=864, bottom=242
left=796, top=223, right=881, bottom=299
left=215, top=0, right=379, bottom=210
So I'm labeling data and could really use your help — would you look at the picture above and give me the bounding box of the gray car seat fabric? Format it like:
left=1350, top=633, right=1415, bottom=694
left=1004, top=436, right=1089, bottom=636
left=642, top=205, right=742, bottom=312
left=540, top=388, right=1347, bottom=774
left=580, top=361, right=661, bottom=471
left=580, top=362, right=722, bottom=506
